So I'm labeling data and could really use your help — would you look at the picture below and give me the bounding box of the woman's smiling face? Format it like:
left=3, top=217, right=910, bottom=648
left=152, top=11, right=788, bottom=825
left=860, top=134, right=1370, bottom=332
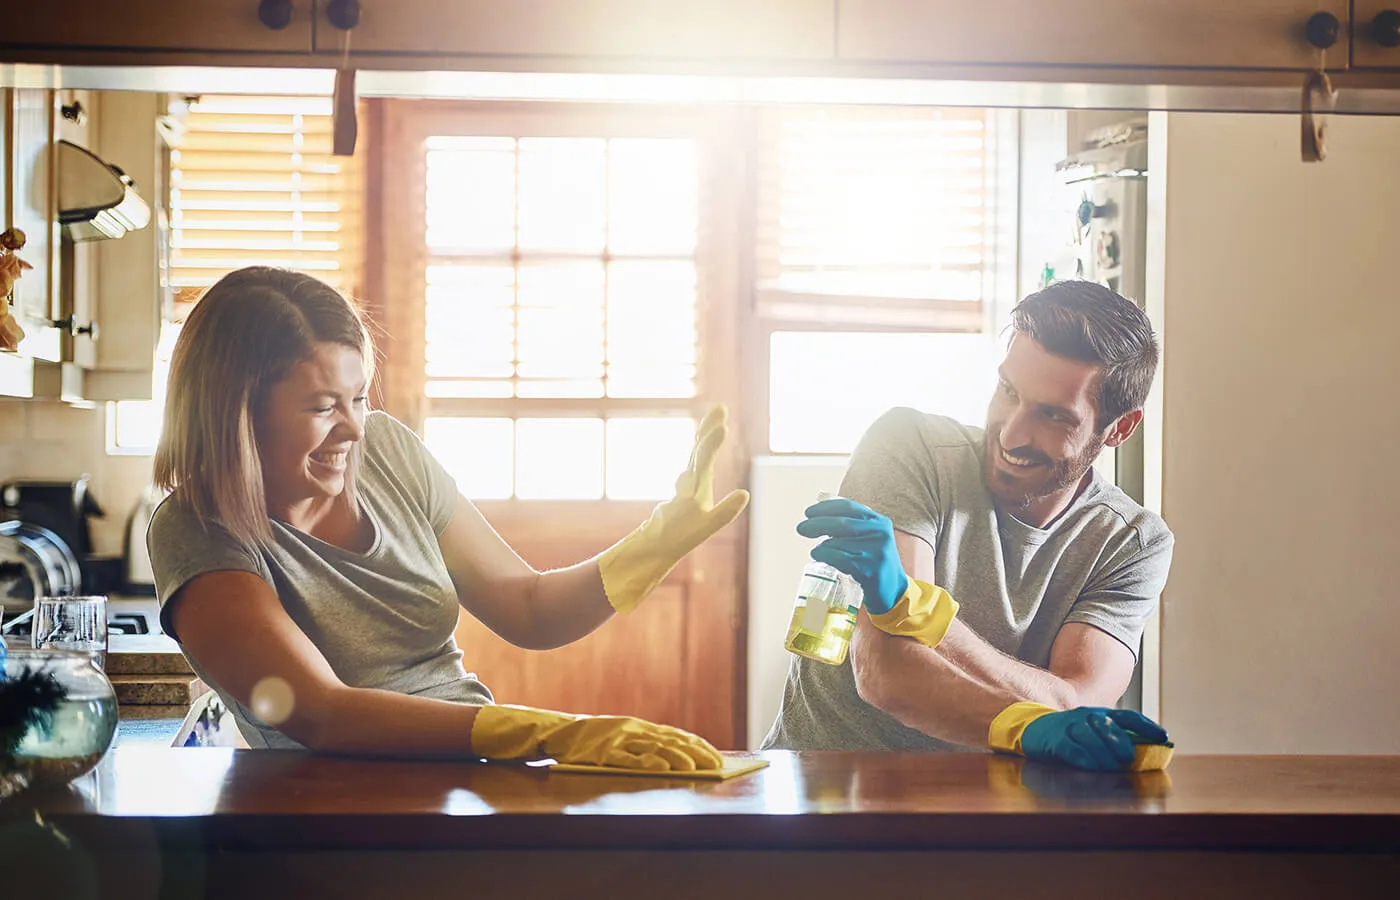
left=255, top=341, right=368, bottom=516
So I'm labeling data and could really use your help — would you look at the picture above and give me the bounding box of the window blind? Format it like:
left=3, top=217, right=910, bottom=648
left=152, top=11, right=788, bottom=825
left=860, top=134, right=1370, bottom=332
left=169, top=95, right=362, bottom=299
left=755, top=106, right=992, bottom=322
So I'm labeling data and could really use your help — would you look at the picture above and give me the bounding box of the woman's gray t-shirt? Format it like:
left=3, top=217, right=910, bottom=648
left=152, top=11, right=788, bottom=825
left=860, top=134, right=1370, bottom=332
left=762, top=407, right=1174, bottom=752
left=148, top=410, right=492, bottom=749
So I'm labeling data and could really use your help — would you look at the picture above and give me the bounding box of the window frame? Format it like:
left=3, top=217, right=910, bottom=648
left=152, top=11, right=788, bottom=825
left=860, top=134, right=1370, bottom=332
left=372, top=100, right=748, bottom=513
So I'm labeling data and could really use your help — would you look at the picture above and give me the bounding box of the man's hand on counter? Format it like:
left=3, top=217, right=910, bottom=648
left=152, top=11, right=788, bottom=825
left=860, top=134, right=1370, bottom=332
left=989, top=703, right=1172, bottom=772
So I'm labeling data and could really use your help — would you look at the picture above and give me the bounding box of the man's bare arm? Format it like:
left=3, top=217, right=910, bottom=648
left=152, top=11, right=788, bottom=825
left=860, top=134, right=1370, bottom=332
left=848, top=531, right=1136, bottom=745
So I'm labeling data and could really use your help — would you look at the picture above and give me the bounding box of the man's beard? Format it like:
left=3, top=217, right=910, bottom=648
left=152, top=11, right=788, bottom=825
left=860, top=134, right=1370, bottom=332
left=984, top=432, right=1105, bottom=514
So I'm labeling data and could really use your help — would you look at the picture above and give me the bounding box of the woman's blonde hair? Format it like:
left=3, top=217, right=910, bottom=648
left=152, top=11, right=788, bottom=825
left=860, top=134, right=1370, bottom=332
left=152, top=267, right=376, bottom=546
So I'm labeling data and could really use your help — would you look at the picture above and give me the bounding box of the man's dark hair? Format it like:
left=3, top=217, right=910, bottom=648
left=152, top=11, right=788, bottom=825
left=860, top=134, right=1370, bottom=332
left=1009, top=281, right=1159, bottom=430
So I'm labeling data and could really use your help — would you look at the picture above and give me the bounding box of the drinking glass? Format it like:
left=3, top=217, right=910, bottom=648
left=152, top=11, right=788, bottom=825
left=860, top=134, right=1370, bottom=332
left=32, top=595, right=108, bottom=670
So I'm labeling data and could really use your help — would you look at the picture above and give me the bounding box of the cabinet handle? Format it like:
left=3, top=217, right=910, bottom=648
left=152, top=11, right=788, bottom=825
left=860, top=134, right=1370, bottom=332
left=1305, top=11, right=1341, bottom=49
left=1372, top=9, right=1400, bottom=48
left=325, top=0, right=361, bottom=30
left=51, top=316, right=98, bottom=340
left=60, top=101, right=86, bottom=125
left=257, top=0, right=294, bottom=31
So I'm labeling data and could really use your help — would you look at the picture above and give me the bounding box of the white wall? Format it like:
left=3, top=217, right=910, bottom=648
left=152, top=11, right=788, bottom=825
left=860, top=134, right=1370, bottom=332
left=745, top=456, right=848, bottom=748
left=1155, top=113, right=1400, bottom=753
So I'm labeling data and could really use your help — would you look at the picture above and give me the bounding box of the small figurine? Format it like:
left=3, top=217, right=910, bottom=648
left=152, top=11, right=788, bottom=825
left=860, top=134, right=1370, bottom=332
left=1, top=227, right=31, bottom=352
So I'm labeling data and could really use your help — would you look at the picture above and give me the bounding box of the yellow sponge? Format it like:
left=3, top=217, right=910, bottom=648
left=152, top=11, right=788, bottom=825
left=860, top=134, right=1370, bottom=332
left=1130, top=741, right=1174, bottom=771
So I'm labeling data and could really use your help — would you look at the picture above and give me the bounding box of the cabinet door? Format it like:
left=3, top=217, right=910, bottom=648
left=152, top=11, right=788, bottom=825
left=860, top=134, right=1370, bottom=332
left=0, top=1, right=312, bottom=53
left=56, top=90, right=98, bottom=369
left=4, top=89, right=62, bottom=363
left=314, top=0, right=834, bottom=61
left=839, top=0, right=1347, bottom=70
left=1353, top=1, right=1400, bottom=68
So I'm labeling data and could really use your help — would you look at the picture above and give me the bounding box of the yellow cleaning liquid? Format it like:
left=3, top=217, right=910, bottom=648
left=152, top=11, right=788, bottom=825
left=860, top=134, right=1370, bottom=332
left=784, top=562, right=861, bottom=666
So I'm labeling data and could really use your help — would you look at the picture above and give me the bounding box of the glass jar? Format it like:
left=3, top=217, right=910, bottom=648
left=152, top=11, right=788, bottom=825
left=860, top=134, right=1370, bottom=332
left=1, top=648, right=118, bottom=796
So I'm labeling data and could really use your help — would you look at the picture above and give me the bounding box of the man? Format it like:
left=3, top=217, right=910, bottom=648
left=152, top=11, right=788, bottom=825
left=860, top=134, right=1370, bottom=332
left=762, top=281, right=1173, bottom=771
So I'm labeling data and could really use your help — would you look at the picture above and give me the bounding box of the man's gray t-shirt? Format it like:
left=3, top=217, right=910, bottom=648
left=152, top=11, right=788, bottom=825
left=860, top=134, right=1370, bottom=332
left=762, top=407, right=1173, bottom=752
left=148, top=410, right=493, bottom=749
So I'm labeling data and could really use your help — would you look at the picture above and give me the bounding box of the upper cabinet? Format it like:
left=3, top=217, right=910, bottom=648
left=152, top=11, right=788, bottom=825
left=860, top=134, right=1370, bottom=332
left=837, top=0, right=1349, bottom=70
left=4, top=89, right=62, bottom=363
left=1353, top=1, right=1400, bottom=68
left=311, top=0, right=835, bottom=61
left=0, top=0, right=312, bottom=54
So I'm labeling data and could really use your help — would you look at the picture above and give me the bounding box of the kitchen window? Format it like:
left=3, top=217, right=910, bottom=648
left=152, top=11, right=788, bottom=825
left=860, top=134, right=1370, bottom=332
left=108, top=94, right=364, bottom=453
left=377, top=105, right=738, bottom=502
left=752, top=107, right=1015, bottom=453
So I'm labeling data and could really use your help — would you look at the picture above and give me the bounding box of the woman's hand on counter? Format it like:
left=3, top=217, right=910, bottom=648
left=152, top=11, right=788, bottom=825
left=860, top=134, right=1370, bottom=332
left=470, top=704, right=723, bottom=771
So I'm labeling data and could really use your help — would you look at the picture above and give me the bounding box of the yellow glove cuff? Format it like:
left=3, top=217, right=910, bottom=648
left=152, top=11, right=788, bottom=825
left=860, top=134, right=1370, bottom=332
left=867, top=579, right=960, bottom=649
left=597, top=517, right=675, bottom=615
left=987, top=701, right=1058, bottom=755
left=469, top=704, right=573, bottom=760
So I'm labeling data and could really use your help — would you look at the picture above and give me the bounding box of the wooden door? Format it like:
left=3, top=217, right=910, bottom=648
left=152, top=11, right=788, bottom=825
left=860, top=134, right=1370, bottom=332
left=315, top=0, right=834, bottom=61
left=453, top=504, right=746, bottom=748
left=838, top=0, right=1348, bottom=70
left=0, top=1, right=312, bottom=53
left=375, top=101, right=752, bottom=750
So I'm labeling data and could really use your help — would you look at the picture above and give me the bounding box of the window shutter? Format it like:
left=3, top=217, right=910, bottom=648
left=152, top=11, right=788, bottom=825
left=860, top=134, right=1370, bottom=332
left=755, top=106, right=992, bottom=330
left=169, top=95, right=362, bottom=301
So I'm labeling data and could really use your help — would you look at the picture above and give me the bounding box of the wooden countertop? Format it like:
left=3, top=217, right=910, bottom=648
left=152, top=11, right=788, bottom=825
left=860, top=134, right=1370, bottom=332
left=17, top=749, right=1400, bottom=853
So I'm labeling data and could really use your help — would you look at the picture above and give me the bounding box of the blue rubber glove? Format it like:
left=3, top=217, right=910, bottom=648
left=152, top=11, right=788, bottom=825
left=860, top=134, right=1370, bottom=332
left=1014, top=706, right=1169, bottom=772
left=796, top=497, right=909, bottom=616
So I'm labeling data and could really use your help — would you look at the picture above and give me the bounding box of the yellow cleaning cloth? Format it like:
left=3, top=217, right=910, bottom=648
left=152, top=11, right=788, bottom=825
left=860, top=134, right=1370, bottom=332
left=549, top=757, right=770, bottom=781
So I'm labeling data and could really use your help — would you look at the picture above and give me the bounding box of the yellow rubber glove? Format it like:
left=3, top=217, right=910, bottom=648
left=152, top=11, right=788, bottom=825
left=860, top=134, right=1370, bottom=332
left=471, top=704, right=723, bottom=771
left=598, top=404, right=750, bottom=614
left=867, top=579, right=959, bottom=649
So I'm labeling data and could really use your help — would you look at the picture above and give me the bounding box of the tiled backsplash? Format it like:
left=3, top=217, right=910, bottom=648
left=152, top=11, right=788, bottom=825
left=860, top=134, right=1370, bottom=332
left=0, top=397, right=154, bottom=557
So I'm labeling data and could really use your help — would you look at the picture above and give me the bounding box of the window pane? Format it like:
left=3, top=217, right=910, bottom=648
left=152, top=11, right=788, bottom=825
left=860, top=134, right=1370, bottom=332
left=112, top=400, right=164, bottom=450
left=426, top=265, right=516, bottom=380
left=423, top=417, right=513, bottom=500
left=607, top=261, right=696, bottom=366
left=608, top=139, right=697, bottom=255
left=517, top=263, right=605, bottom=396
left=424, top=380, right=514, bottom=399
left=605, top=365, right=696, bottom=399
left=516, top=418, right=604, bottom=499
left=607, top=417, right=696, bottom=500
left=768, top=331, right=1000, bottom=453
left=425, top=137, right=516, bottom=253
left=109, top=322, right=183, bottom=453
left=518, top=138, right=606, bottom=253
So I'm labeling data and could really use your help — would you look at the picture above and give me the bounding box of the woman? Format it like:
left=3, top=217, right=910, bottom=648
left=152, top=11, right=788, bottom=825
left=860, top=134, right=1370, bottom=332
left=149, top=267, right=747, bottom=770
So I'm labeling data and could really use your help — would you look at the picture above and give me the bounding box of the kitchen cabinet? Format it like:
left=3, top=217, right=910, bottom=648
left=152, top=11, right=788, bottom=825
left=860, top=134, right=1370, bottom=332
left=0, top=0, right=312, bottom=54
left=1, top=90, right=171, bottom=401
left=55, top=89, right=99, bottom=371
left=1352, top=1, right=1400, bottom=67
left=81, top=92, right=172, bottom=401
left=3, top=88, right=62, bottom=363
left=837, top=0, right=1349, bottom=71
left=312, top=0, right=834, bottom=61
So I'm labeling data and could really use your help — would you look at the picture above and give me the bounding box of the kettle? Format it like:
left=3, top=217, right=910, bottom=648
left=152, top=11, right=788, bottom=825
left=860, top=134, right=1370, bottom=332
left=123, top=485, right=163, bottom=595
